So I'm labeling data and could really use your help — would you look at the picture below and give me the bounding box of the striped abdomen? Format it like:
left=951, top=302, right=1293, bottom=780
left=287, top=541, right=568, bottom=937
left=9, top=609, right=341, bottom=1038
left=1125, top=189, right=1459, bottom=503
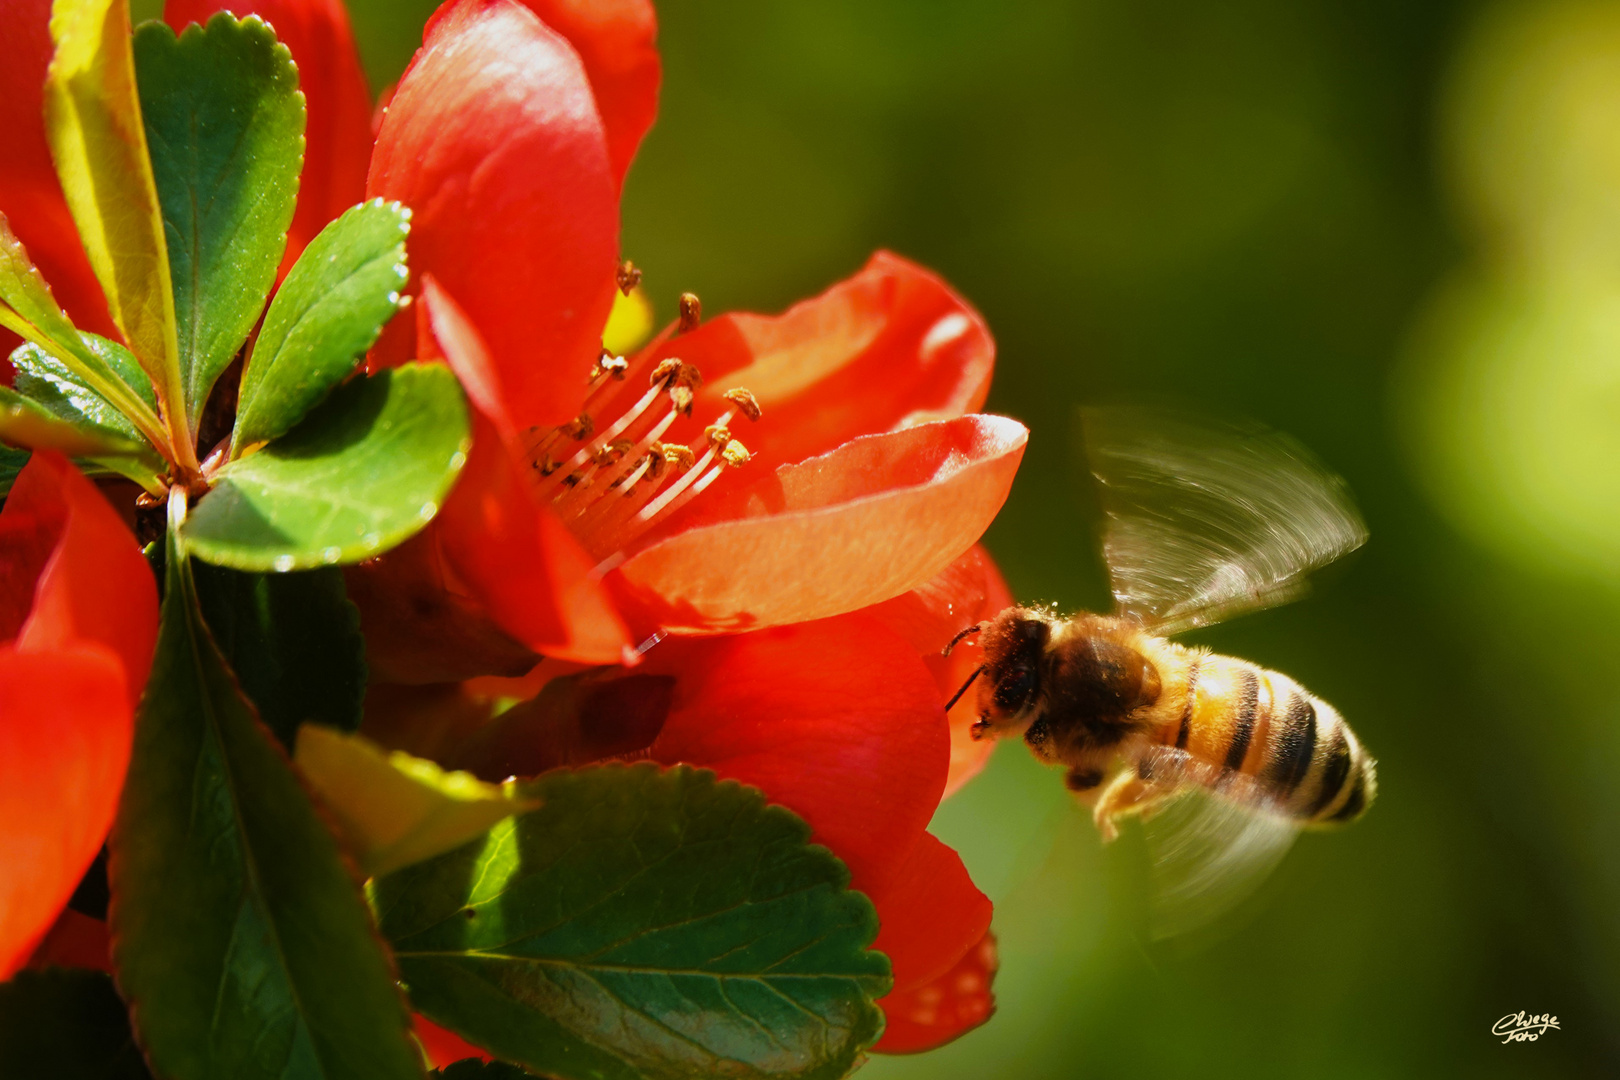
left=1159, top=651, right=1373, bottom=825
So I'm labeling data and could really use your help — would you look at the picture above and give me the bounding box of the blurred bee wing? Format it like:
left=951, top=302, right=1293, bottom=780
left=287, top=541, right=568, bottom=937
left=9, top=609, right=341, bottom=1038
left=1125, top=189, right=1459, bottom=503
left=1079, top=407, right=1367, bottom=635
left=1129, top=747, right=1300, bottom=939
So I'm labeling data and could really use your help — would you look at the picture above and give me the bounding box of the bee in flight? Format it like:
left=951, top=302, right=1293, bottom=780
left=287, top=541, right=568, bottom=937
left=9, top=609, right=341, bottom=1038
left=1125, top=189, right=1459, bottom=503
left=947, top=407, right=1374, bottom=935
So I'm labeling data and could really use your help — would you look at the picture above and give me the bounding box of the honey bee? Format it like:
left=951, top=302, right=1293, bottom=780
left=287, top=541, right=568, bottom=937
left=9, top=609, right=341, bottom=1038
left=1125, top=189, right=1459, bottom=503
left=947, top=407, right=1374, bottom=935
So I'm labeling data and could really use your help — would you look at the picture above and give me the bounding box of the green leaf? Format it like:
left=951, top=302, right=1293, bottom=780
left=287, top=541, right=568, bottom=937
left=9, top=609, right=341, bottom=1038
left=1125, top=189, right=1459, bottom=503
left=107, top=508, right=427, bottom=1080
left=0, top=968, right=153, bottom=1080
left=184, top=362, right=469, bottom=571
left=372, top=764, right=891, bottom=1080
left=0, top=384, right=147, bottom=459
left=134, top=14, right=305, bottom=428
left=234, top=199, right=411, bottom=456
left=0, top=445, right=29, bottom=505
left=0, top=213, right=168, bottom=446
left=295, top=726, right=538, bottom=878
left=45, top=0, right=183, bottom=423
left=193, top=562, right=366, bottom=749
left=9, top=337, right=167, bottom=478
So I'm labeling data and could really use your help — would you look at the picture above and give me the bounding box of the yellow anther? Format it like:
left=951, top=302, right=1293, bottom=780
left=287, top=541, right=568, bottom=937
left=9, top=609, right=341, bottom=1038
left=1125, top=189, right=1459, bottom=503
left=650, top=357, right=684, bottom=387
left=720, top=439, right=752, bottom=467
left=562, top=413, right=595, bottom=441
left=704, top=424, right=733, bottom=449
left=723, top=387, right=762, bottom=421
left=673, top=362, right=704, bottom=389
left=679, top=292, right=702, bottom=332
left=661, top=443, right=696, bottom=472
left=537, top=456, right=561, bottom=477
left=644, top=444, right=669, bottom=482
left=593, top=439, right=634, bottom=467
left=616, top=260, right=642, bottom=296
left=592, top=351, right=628, bottom=382
left=669, top=385, right=696, bottom=417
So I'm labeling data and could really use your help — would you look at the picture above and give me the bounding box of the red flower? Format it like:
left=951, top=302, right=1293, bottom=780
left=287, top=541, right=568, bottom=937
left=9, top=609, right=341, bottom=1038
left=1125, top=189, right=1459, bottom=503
left=162, top=0, right=1024, bottom=678
left=0, top=452, right=158, bottom=977
left=382, top=607, right=996, bottom=1061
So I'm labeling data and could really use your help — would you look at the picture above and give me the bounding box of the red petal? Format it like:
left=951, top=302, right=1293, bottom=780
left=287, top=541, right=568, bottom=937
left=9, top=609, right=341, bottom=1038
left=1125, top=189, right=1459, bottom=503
left=870, top=833, right=992, bottom=996
left=519, top=0, right=660, bottom=186
left=0, top=0, right=116, bottom=340
left=368, top=0, right=619, bottom=430
left=643, top=615, right=948, bottom=899
left=27, top=908, right=111, bottom=973
left=413, top=1013, right=490, bottom=1068
left=167, top=0, right=373, bottom=267
left=870, top=544, right=1017, bottom=797
left=0, top=645, right=132, bottom=979
left=2, top=452, right=158, bottom=703
left=873, top=930, right=999, bottom=1054
left=613, top=252, right=994, bottom=478
left=609, top=414, right=1026, bottom=634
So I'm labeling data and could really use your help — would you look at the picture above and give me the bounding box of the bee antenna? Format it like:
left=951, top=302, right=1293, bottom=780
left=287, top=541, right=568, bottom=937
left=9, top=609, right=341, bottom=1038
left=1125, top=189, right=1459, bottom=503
left=944, top=666, right=984, bottom=713
left=943, top=622, right=985, bottom=656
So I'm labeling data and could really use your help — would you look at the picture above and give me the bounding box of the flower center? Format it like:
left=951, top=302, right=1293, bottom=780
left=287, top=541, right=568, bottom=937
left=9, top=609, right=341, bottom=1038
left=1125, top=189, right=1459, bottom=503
left=523, top=292, right=761, bottom=565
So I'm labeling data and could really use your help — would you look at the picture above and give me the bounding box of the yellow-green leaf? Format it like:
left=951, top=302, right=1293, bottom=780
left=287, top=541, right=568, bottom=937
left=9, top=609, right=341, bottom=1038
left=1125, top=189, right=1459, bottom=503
left=45, top=0, right=182, bottom=434
left=295, top=726, right=538, bottom=879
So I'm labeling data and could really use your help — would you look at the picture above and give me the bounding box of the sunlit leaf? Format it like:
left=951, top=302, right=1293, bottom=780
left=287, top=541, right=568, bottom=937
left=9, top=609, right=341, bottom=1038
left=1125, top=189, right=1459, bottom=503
left=0, top=214, right=164, bottom=441
left=45, top=0, right=182, bottom=417
left=9, top=339, right=165, bottom=478
left=0, top=968, right=152, bottom=1080
left=0, top=385, right=147, bottom=459
left=134, top=14, right=304, bottom=427
left=193, top=562, right=366, bottom=749
left=372, top=764, right=891, bottom=1080
left=295, top=726, right=537, bottom=878
left=184, top=362, right=469, bottom=571
left=234, top=200, right=411, bottom=456
left=107, top=516, right=424, bottom=1080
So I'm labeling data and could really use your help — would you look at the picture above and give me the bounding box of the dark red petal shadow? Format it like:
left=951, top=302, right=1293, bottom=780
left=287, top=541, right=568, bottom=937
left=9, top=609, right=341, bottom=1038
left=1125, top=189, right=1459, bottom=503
left=167, top=0, right=374, bottom=269
left=519, top=0, right=660, bottom=186
left=0, top=645, right=132, bottom=978
left=873, top=930, right=998, bottom=1054
left=368, top=0, right=619, bottom=431
left=642, top=615, right=948, bottom=900
left=609, top=414, right=1026, bottom=635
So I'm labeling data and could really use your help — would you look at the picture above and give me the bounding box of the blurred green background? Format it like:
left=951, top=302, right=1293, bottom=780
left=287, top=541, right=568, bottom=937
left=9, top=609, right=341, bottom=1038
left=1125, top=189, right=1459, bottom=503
left=342, top=0, right=1620, bottom=1074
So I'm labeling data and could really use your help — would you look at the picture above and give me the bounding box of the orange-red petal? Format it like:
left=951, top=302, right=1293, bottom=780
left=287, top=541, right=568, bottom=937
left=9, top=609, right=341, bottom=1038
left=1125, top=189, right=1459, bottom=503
left=519, top=0, right=660, bottom=186
left=873, top=930, right=999, bottom=1054
left=3, top=452, right=158, bottom=702
left=870, top=832, right=992, bottom=997
left=870, top=543, right=1017, bottom=797
left=436, top=415, right=632, bottom=666
left=0, top=0, right=116, bottom=343
left=642, top=615, right=948, bottom=900
left=167, top=0, right=374, bottom=268
left=0, top=645, right=132, bottom=979
left=367, top=0, right=619, bottom=430
left=609, top=414, right=1026, bottom=635
left=413, top=1013, right=490, bottom=1068
left=615, top=252, right=994, bottom=478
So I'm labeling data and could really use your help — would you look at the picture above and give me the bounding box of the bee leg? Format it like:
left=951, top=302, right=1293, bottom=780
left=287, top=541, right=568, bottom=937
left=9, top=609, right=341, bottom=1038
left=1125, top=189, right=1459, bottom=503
left=970, top=711, right=993, bottom=740
left=1092, top=771, right=1153, bottom=842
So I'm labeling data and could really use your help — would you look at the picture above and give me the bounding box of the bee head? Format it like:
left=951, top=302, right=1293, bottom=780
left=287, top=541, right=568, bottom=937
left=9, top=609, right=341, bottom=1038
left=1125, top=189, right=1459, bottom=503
left=974, top=607, right=1054, bottom=731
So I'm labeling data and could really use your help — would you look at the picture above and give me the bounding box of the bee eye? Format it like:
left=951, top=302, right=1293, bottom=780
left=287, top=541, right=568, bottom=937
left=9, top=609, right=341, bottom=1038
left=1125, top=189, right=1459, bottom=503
left=994, top=665, right=1040, bottom=714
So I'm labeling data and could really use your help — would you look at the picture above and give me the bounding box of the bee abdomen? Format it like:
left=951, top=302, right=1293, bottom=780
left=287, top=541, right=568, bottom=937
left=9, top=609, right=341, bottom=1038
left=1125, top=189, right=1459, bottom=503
left=1174, top=657, right=1373, bottom=824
